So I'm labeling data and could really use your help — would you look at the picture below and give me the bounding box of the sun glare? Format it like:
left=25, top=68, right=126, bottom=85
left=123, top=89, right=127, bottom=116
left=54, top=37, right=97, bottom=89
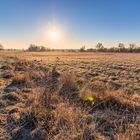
left=50, top=30, right=60, bottom=41
left=47, top=26, right=62, bottom=42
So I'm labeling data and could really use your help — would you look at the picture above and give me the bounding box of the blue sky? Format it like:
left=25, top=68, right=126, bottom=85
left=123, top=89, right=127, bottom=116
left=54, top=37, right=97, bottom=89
left=0, top=0, right=140, bottom=49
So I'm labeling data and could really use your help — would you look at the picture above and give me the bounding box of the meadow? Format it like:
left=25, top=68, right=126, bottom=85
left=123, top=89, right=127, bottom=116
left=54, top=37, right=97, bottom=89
left=0, top=51, right=140, bottom=140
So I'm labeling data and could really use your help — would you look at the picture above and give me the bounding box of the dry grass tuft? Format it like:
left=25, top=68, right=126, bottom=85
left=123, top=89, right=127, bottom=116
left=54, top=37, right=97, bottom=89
left=59, top=73, right=79, bottom=102
left=2, top=92, right=20, bottom=103
left=12, top=72, right=31, bottom=86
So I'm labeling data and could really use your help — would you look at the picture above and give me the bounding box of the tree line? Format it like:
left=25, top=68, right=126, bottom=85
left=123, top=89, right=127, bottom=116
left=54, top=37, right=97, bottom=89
left=27, top=43, right=140, bottom=53
left=79, top=43, right=140, bottom=53
left=1, top=43, right=140, bottom=53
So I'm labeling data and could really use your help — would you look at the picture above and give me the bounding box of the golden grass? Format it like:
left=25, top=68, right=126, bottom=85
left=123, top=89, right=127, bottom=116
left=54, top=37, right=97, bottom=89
left=0, top=52, right=139, bottom=140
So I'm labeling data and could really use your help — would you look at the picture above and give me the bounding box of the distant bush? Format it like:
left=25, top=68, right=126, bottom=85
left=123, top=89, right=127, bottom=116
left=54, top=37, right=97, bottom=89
left=86, top=48, right=96, bottom=52
left=65, top=49, right=78, bottom=52
left=27, top=44, right=50, bottom=52
left=79, top=46, right=86, bottom=52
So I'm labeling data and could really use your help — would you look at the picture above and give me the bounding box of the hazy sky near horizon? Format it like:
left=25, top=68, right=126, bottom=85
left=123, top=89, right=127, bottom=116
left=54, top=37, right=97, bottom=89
left=0, top=0, right=140, bottom=49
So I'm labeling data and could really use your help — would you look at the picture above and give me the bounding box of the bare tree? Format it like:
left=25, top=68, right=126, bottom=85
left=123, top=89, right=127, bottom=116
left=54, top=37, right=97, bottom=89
left=0, top=44, right=4, bottom=50
left=118, top=43, right=125, bottom=52
left=79, top=46, right=86, bottom=52
left=129, top=44, right=136, bottom=52
left=96, top=43, right=105, bottom=52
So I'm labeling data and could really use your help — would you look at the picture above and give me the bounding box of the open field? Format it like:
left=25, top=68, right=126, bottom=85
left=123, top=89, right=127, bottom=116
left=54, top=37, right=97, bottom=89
left=1, top=51, right=140, bottom=94
left=0, top=51, right=140, bottom=140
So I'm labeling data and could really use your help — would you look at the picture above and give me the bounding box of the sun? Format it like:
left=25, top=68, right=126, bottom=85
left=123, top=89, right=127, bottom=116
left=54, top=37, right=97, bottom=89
left=49, top=29, right=60, bottom=41
left=47, top=26, right=62, bottom=42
